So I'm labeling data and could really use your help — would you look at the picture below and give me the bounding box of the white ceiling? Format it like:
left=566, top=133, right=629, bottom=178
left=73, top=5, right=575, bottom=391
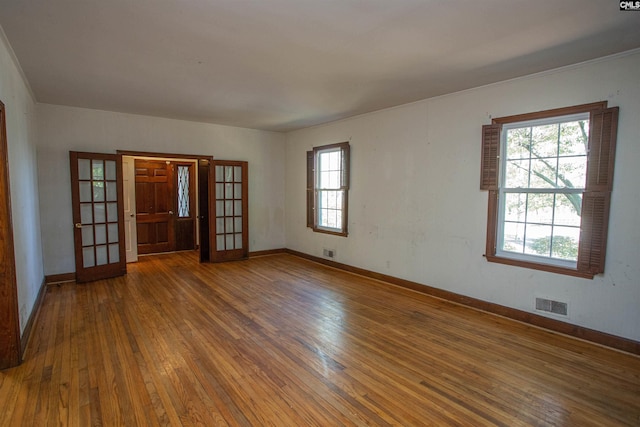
left=1, top=1, right=639, bottom=132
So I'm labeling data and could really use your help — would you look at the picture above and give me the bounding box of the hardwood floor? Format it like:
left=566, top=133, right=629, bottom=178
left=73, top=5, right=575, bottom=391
left=1, top=252, right=639, bottom=426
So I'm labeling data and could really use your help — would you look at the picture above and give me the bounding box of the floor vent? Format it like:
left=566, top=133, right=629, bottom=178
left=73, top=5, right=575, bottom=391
left=323, top=248, right=335, bottom=258
left=535, top=298, right=567, bottom=316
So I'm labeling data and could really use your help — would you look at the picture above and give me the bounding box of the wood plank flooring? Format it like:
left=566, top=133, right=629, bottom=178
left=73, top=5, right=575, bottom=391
left=1, top=251, right=639, bottom=426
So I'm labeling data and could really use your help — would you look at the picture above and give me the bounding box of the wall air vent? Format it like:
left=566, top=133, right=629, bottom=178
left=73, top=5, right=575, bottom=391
left=535, top=298, right=568, bottom=316
left=323, top=248, right=335, bottom=259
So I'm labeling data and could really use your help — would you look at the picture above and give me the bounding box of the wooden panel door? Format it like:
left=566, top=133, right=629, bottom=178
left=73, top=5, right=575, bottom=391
left=135, top=160, right=175, bottom=254
left=0, top=100, right=21, bottom=369
left=198, top=159, right=211, bottom=262
left=70, top=152, right=127, bottom=283
left=212, top=160, right=248, bottom=262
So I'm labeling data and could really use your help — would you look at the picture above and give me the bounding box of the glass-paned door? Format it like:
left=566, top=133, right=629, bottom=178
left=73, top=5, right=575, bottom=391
left=70, top=152, right=126, bottom=282
left=212, top=160, right=248, bottom=262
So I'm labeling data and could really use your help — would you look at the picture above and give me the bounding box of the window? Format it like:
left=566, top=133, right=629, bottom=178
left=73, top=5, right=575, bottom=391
left=307, top=142, right=350, bottom=236
left=481, top=102, right=618, bottom=278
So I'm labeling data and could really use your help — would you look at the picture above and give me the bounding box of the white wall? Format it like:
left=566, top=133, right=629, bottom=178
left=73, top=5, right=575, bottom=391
left=285, top=51, right=640, bottom=342
left=0, top=29, right=45, bottom=333
left=37, top=104, right=286, bottom=275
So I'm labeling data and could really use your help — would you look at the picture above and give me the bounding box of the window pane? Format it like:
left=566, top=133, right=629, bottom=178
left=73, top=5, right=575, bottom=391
left=506, top=127, right=531, bottom=160
left=79, top=182, right=92, bottom=203
left=551, top=227, right=580, bottom=261
left=554, top=196, right=581, bottom=226
left=529, top=159, right=557, bottom=188
left=96, top=245, right=108, bottom=266
left=524, top=224, right=553, bottom=257
left=94, top=203, right=106, bottom=223
left=502, top=222, right=525, bottom=254
left=109, top=244, right=120, bottom=263
left=108, top=223, right=119, bottom=243
left=557, top=156, right=586, bottom=189
left=559, top=120, right=588, bottom=156
left=93, top=182, right=105, bottom=202
left=526, top=193, right=554, bottom=225
left=530, top=124, right=558, bottom=158
left=504, top=160, right=529, bottom=188
left=95, top=224, right=107, bottom=245
left=92, top=160, right=104, bottom=180
left=504, top=193, right=526, bottom=223
left=81, top=226, right=94, bottom=247
left=78, top=159, right=91, bottom=180
left=83, top=247, right=95, bottom=268
left=105, top=160, right=117, bottom=180
left=177, top=166, right=190, bottom=217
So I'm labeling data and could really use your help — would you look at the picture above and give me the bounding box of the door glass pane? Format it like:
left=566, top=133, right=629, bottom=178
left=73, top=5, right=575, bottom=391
left=225, top=166, right=233, bottom=182
left=225, top=183, right=233, bottom=199
left=234, top=217, right=242, bottom=232
left=81, top=226, right=94, bottom=246
left=107, top=202, right=118, bottom=222
left=105, top=160, right=116, bottom=180
left=235, top=233, right=242, bottom=249
left=96, top=245, right=108, bottom=265
left=216, top=217, right=224, bottom=232
left=92, top=160, right=104, bottom=180
left=216, top=235, right=225, bottom=251
left=109, top=244, right=120, bottom=263
left=93, top=182, right=105, bottom=202
left=81, top=204, right=93, bottom=224
left=79, top=182, right=92, bottom=202
left=78, top=159, right=91, bottom=180
left=234, top=200, right=242, bottom=216
left=234, top=166, right=242, bottom=182
left=106, top=181, right=117, bottom=201
left=225, top=218, right=234, bottom=233
left=234, top=183, right=242, bottom=199
left=83, top=247, right=95, bottom=268
left=216, top=201, right=224, bottom=216
left=215, top=166, right=223, bottom=182
left=226, top=234, right=234, bottom=250
left=177, top=166, right=190, bottom=217
left=94, top=203, right=106, bottom=223
left=108, top=223, right=118, bottom=243
left=225, top=201, right=233, bottom=216
left=95, top=224, right=107, bottom=245
left=216, top=183, right=224, bottom=200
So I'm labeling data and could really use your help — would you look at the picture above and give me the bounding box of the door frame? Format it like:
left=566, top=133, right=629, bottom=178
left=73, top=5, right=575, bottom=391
left=0, top=100, right=21, bottom=369
left=117, top=150, right=214, bottom=261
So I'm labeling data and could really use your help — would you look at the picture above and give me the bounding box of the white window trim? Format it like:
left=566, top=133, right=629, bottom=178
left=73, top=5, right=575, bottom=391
left=495, top=112, right=589, bottom=269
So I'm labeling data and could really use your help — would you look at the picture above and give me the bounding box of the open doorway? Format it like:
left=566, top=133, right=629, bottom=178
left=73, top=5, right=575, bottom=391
left=119, top=151, right=212, bottom=262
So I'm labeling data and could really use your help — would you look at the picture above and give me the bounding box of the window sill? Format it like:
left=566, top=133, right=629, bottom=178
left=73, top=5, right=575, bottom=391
left=312, top=227, right=348, bottom=237
left=484, top=254, right=595, bottom=279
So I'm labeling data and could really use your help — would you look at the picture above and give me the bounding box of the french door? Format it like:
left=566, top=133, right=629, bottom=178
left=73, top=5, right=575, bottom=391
left=70, top=152, right=127, bottom=283
left=212, top=160, right=248, bottom=262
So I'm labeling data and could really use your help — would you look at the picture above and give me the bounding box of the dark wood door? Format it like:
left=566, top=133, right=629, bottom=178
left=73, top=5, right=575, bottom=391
left=212, top=160, right=248, bottom=262
left=0, top=100, right=21, bottom=369
left=198, top=159, right=211, bottom=262
left=135, top=160, right=175, bottom=254
left=70, top=152, right=127, bottom=283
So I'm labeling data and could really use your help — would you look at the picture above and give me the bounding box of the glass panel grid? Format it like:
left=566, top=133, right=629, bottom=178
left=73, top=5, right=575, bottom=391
left=214, top=163, right=245, bottom=252
left=177, top=165, right=190, bottom=217
left=499, top=115, right=588, bottom=264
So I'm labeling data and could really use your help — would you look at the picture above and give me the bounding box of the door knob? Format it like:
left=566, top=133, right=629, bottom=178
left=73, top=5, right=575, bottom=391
left=75, top=223, right=82, bottom=229
left=130, top=213, right=135, bottom=218
left=169, top=210, right=174, bottom=215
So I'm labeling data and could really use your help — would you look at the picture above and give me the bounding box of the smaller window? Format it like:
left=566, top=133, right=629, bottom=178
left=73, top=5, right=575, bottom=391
left=308, top=142, right=350, bottom=236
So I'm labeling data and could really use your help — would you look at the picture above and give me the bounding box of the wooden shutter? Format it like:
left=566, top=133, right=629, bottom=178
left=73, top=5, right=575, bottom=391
left=480, top=124, right=501, bottom=190
left=306, top=150, right=314, bottom=228
left=577, top=107, right=619, bottom=274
